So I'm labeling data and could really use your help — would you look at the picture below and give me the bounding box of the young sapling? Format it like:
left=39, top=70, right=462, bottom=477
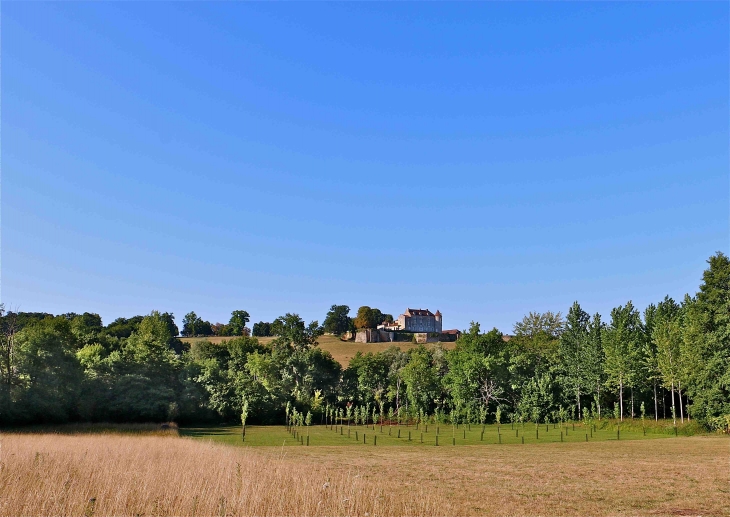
left=240, top=397, right=249, bottom=442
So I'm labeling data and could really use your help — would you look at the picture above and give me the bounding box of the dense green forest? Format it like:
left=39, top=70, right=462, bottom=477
left=1, top=253, right=728, bottom=431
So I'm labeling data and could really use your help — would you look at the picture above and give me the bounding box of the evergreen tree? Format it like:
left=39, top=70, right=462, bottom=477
left=681, top=253, right=730, bottom=427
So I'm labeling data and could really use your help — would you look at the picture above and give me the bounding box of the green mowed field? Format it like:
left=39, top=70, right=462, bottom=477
left=181, top=422, right=676, bottom=447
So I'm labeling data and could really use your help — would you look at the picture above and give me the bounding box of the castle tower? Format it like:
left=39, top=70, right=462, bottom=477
left=434, top=310, right=442, bottom=332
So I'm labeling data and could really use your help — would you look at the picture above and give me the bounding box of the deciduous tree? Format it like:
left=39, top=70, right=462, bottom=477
left=681, top=252, right=730, bottom=428
left=582, top=313, right=605, bottom=419
left=228, top=310, right=251, bottom=336
left=559, top=302, right=590, bottom=415
left=603, top=302, right=643, bottom=420
left=323, top=305, right=352, bottom=335
left=354, top=306, right=385, bottom=329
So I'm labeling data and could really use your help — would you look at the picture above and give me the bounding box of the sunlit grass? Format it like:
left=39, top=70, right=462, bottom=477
left=1, top=430, right=726, bottom=516
left=0, top=433, right=442, bottom=516
left=181, top=419, right=700, bottom=447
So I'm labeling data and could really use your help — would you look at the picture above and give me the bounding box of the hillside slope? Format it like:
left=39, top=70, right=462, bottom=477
left=180, top=334, right=456, bottom=366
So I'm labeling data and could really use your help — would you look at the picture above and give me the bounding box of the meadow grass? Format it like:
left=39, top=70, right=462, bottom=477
left=1, top=429, right=727, bottom=516
left=279, top=436, right=730, bottom=516
left=0, top=432, right=442, bottom=517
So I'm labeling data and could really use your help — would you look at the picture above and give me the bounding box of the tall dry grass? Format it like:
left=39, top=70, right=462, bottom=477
left=0, top=433, right=448, bottom=516
left=2, top=432, right=727, bottom=516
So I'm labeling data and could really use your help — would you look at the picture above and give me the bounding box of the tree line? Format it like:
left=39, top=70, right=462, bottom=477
left=0, top=253, right=727, bottom=431
left=252, top=305, right=393, bottom=337
left=158, top=305, right=391, bottom=338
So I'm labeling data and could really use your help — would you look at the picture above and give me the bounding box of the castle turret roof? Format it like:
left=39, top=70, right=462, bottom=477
left=404, top=308, right=435, bottom=317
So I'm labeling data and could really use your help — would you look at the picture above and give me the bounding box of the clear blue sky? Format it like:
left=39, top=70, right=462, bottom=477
left=3, top=2, right=728, bottom=333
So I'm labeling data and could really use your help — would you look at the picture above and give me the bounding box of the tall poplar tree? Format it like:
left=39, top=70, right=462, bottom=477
left=583, top=313, right=605, bottom=419
left=642, top=303, right=661, bottom=420
left=559, top=302, right=590, bottom=415
left=650, top=297, right=682, bottom=423
left=603, top=302, right=643, bottom=420
left=653, top=309, right=682, bottom=424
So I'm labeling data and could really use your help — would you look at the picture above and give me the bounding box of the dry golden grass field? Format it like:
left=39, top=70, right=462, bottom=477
left=181, top=334, right=456, bottom=366
left=1, top=429, right=728, bottom=516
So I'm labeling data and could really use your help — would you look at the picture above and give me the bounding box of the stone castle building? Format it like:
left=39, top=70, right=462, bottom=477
left=397, top=308, right=442, bottom=332
left=362, top=308, right=456, bottom=343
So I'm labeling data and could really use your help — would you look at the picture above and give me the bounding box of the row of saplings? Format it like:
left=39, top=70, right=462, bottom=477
left=272, top=402, right=665, bottom=446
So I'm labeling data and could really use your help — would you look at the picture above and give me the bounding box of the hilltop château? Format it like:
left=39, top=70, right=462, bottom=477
left=375, top=308, right=445, bottom=332
left=359, top=307, right=458, bottom=343
left=383, top=308, right=443, bottom=332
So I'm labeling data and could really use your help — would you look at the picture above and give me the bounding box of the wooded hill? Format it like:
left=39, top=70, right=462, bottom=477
left=1, top=253, right=728, bottom=432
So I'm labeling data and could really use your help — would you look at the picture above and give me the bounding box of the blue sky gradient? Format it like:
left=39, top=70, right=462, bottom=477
left=3, top=2, right=728, bottom=332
